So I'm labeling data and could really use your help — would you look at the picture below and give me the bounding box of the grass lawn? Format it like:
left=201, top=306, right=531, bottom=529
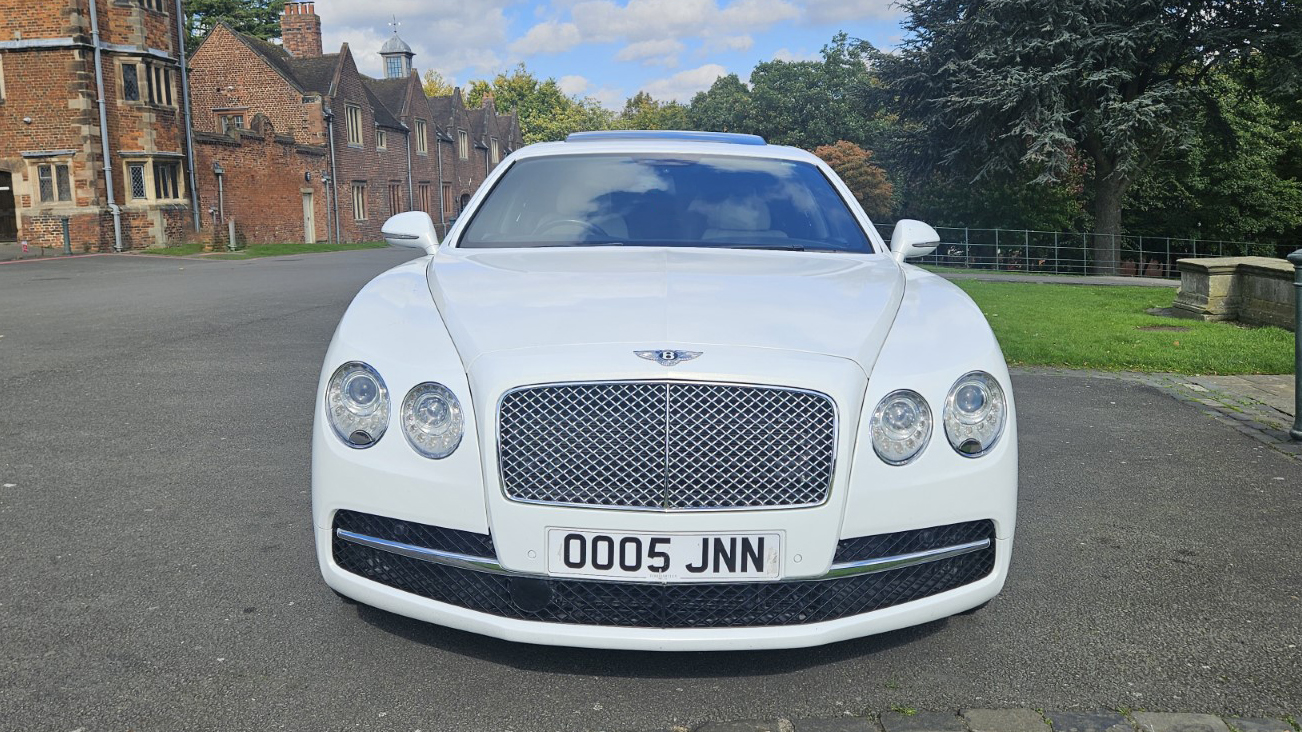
left=144, top=240, right=390, bottom=259
left=954, top=280, right=1295, bottom=374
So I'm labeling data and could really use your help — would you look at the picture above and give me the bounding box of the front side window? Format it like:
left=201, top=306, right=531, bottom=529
left=220, top=114, right=245, bottom=134
left=37, top=164, right=70, bottom=203
left=388, top=183, right=401, bottom=215
left=415, top=120, right=428, bottom=154
left=376, top=129, right=387, bottom=150
left=457, top=130, right=468, bottom=160
left=459, top=154, right=874, bottom=253
left=491, top=137, right=500, bottom=164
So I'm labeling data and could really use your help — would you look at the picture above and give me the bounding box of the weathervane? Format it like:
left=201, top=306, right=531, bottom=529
left=388, top=15, right=400, bottom=34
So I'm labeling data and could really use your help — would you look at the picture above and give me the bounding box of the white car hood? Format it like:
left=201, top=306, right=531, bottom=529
left=426, top=247, right=905, bottom=372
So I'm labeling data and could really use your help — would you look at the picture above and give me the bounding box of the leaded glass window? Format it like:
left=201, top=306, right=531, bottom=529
left=128, top=163, right=146, bottom=199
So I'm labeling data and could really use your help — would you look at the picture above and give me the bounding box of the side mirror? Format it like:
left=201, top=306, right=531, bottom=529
left=889, top=219, right=941, bottom=261
left=382, top=211, right=439, bottom=255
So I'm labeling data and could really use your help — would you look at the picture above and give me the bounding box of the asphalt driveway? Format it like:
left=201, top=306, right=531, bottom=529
left=0, top=250, right=1298, bottom=732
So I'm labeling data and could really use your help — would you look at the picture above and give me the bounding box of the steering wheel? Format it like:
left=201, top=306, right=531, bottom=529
left=535, top=219, right=609, bottom=239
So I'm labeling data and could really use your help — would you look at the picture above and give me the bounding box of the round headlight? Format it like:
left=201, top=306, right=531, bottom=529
left=401, top=382, right=464, bottom=459
left=943, top=371, right=1007, bottom=457
left=326, top=362, right=390, bottom=448
left=870, top=389, right=932, bottom=465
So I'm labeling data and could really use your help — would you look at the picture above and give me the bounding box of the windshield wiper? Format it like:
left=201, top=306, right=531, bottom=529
left=719, top=243, right=807, bottom=251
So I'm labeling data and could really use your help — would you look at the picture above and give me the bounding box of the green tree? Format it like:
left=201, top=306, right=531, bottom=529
left=1125, top=71, right=1302, bottom=247
left=813, top=141, right=895, bottom=220
left=687, top=74, right=752, bottom=133
left=422, top=70, right=454, bottom=98
left=873, top=0, right=1301, bottom=272
left=615, top=92, right=690, bottom=130
left=745, top=33, right=885, bottom=150
left=184, top=0, right=284, bottom=53
left=466, top=64, right=613, bottom=143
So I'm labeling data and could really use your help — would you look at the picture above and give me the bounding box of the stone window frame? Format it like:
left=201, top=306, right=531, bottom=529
left=415, top=119, right=428, bottom=155
left=345, top=104, right=364, bottom=148
left=441, top=182, right=453, bottom=220
left=138, top=0, right=168, bottom=13
left=457, top=130, right=468, bottom=160
left=219, top=113, right=245, bottom=134
left=490, top=137, right=499, bottom=164
left=0, top=55, right=7, bottom=103
left=351, top=182, right=367, bottom=221
left=34, top=161, right=73, bottom=204
left=122, top=156, right=186, bottom=203
left=376, top=128, right=387, bottom=150
left=117, top=58, right=175, bottom=108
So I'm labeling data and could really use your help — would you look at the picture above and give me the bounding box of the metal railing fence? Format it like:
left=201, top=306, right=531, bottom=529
left=874, top=225, right=1294, bottom=278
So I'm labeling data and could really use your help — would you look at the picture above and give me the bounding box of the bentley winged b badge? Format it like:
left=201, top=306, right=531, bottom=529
left=635, top=349, right=702, bottom=367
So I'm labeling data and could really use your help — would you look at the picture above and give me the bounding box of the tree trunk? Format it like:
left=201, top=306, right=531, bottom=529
left=1091, top=170, right=1129, bottom=276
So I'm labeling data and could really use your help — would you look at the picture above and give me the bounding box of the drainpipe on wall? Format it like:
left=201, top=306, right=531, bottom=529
left=88, top=0, right=124, bottom=252
left=405, top=125, right=413, bottom=210
left=436, top=138, right=445, bottom=228
left=325, top=107, right=340, bottom=243
left=174, top=0, right=200, bottom=231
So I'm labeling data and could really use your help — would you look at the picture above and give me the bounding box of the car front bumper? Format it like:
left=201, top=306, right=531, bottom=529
left=315, top=511, right=1011, bottom=651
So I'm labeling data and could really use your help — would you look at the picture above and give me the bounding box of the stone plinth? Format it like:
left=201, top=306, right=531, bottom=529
left=1172, top=256, right=1296, bottom=331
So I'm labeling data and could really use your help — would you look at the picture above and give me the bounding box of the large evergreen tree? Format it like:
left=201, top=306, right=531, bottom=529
left=873, top=0, right=1301, bottom=272
left=184, top=0, right=284, bottom=52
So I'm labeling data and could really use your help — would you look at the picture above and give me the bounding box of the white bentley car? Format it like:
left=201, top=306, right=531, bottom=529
left=313, top=130, right=1016, bottom=651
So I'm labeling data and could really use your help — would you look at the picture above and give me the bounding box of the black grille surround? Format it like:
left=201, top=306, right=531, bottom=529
left=331, top=512, right=997, bottom=629
left=497, top=381, right=837, bottom=510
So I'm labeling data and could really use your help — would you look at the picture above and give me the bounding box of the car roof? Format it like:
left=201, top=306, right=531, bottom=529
left=512, top=130, right=822, bottom=164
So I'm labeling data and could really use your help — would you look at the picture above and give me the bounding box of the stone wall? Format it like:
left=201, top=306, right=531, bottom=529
left=1173, top=257, right=1296, bottom=330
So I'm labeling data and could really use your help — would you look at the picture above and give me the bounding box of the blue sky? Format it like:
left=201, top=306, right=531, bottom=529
left=315, top=0, right=905, bottom=109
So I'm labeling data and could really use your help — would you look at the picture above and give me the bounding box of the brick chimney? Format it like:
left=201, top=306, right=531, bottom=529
left=281, top=1, right=322, bottom=58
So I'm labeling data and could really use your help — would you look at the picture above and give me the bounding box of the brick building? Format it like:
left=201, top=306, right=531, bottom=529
left=187, top=1, right=523, bottom=244
left=0, top=0, right=523, bottom=251
left=0, top=0, right=199, bottom=251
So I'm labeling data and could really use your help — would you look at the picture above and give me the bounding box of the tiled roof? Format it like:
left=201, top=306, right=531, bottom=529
left=287, top=54, right=341, bottom=96
left=362, top=83, right=405, bottom=130
left=365, top=78, right=408, bottom=118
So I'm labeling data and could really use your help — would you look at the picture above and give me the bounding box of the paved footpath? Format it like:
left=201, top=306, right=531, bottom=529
left=667, top=709, right=1299, bottom=732
left=1014, top=368, right=1299, bottom=462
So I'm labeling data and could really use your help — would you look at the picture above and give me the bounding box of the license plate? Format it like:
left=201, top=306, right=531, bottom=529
left=546, top=529, right=782, bottom=583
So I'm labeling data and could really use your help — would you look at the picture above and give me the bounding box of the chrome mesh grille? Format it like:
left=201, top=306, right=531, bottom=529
left=498, top=382, right=836, bottom=510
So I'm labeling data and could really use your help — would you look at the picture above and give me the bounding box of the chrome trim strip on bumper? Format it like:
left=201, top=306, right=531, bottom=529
left=336, top=529, right=991, bottom=583
left=336, top=529, right=518, bottom=576
left=818, top=538, right=992, bottom=581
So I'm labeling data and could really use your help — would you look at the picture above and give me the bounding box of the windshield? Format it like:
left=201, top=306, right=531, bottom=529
left=457, top=153, right=874, bottom=252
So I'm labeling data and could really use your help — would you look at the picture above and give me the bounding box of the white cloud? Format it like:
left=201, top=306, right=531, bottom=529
left=772, top=47, right=819, bottom=62
left=640, top=63, right=729, bottom=102
left=590, top=86, right=626, bottom=108
left=614, top=39, right=684, bottom=66
left=705, top=35, right=754, bottom=52
left=317, top=0, right=512, bottom=79
left=566, top=0, right=798, bottom=43
left=510, top=20, right=582, bottom=55
left=801, top=0, right=902, bottom=24
left=558, top=74, right=590, bottom=95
